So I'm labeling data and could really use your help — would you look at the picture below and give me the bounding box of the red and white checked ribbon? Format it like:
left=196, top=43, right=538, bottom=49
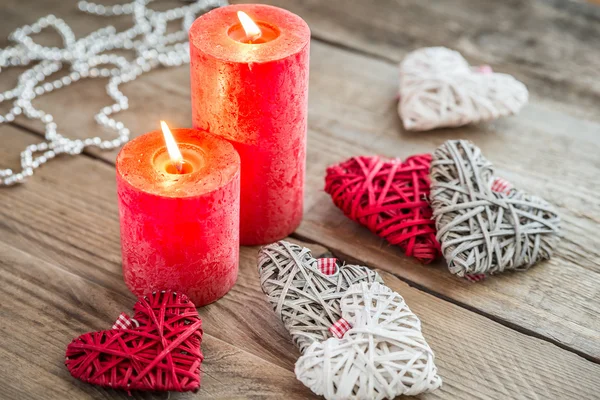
left=317, top=258, right=338, bottom=275
left=329, top=318, right=352, bottom=339
left=476, top=65, right=493, bottom=74
left=491, top=177, right=512, bottom=195
left=111, top=312, right=139, bottom=330
left=465, top=274, right=486, bottom=283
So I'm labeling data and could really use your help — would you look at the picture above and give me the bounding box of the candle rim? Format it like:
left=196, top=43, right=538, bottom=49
left=116, top=128, right=240, bottom=199
left=189, top=4, right=310, bottom=64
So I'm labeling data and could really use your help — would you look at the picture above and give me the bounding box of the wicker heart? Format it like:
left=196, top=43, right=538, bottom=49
left=296, top=282, right=442, bottom=399
left=430, top=140, right=561, bottom=277
left=65, top=291, right=203, bottom=392
left=325, top=155, right=441, bottom=263
left=258, top=241, right=383, bottom=353
left=398, top=47, right=528, bottom=131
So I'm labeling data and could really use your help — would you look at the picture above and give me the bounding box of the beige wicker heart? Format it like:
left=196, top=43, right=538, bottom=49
left=430, top=140, right=561, bottom=277
left=258, top=241, right=383, bottom=353
left=398, top=47, right=528, bottom=131
left=296, top=282, right=442, bottom=399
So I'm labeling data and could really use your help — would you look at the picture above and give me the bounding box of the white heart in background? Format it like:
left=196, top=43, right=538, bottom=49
left=295, top=282, right=441, bottom=400
left=398, top=47, right=528, bottom=131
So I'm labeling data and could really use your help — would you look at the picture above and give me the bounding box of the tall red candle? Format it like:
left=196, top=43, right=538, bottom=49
left=189, top=4, right=310, bottom=245
left=116, top=127, right=240, bottom=306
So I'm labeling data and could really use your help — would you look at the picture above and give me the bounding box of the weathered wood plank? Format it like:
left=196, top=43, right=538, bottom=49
left=298, top=42, right=600, bottom=361
left=2, top=126, right=600, bottom=399
left=1, top=0, right=599, bottom=360
left=242, top=0, right=600, bottom=122
left=0, top=0, right=194, bottom=163
left=0, top=125, right=313, bottom=399
left=0, top=125, right=306, bottom=374
left=0, top=240, right=310, bottom=400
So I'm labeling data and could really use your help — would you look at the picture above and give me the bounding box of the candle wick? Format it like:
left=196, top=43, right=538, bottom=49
left=174, top=159, right=184, bottom=173
left=247, top=32, right=261, bottom=43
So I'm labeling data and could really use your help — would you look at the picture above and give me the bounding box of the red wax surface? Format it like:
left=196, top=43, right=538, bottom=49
left=189, top=4, right=310, bottom=245
left=116, top=129, right=241, bottom=306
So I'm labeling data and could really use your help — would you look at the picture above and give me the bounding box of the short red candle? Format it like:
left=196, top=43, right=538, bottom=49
left=116, top=128, right=241, bottom=306
left=189, top=4, right=310, bottom=245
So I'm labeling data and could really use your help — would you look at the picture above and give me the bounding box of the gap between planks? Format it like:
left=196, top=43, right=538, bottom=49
left=292, top=230, right=600, bottom=365
left=7, top=120, right=599, bottom=367
left=310, top=33, right=397, bottom=65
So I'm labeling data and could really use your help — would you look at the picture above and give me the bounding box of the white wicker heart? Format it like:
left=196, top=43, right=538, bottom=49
left=296, top=282, right=442, bottom=400
left=398, top=47, right=528, bottom=131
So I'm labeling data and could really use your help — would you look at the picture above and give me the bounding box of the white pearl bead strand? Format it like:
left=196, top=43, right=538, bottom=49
left=0, top=0, right=228, bottom=186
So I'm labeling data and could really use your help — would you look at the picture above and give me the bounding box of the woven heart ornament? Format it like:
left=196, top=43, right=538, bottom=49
left=296, top=282, right=442, bottom=399
left=258, top=241, right=383, bottom=353
left=325, top=155, right=441, bottom=263
left=430, top=140, right=561, bottom=277
left=66, top=291, right=203, bottom=392
left=398, top=47, right=528, bottom=131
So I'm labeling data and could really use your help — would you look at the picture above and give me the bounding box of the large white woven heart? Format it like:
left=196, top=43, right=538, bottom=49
left=430, top=140, right=561, bottom=277
left=296, top=282, right=441, bottom=400
left=398, top=47, right=528, bottom=131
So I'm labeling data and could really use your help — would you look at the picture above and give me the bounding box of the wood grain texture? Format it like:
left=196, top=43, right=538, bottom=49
left=1, top=0, right=599, bottom=361
left=2, top=125, right=600, bottom=399
left=297, top=41, right=600, bottom=361
left=238, top=0, right=600, bottom=360
left=0, top=125, right=313, bottom=399
left=1, top=0, right=600, bottom=398
left=243, top=0, right=600, bottom=122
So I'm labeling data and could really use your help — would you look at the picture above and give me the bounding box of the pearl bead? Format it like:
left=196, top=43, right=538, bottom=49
left=0, top=0, right=217, bottom=185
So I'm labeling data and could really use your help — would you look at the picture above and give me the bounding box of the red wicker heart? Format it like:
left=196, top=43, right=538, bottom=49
left=325, top=155, right=441, bottom=263
left=65, top=291, right=203, bottom=392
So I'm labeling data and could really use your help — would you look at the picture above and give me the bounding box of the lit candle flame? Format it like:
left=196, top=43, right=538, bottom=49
left=237, top=11, right=262, bottom=42
left=160, top=121, right=184, bottom=173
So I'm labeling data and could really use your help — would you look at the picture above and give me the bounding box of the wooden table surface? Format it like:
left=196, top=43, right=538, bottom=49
left=1, top=0, right=600, bottom=399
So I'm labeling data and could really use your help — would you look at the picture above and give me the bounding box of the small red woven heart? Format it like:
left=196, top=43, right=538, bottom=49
left=325, top=155, right=441, bottom=263
left=65, top=291, right=203, bottom=392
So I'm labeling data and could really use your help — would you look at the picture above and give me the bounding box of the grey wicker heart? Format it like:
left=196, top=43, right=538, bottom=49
left=258, top=241, right=383, bottom=353
left=430, top=140, right=561, bottom=277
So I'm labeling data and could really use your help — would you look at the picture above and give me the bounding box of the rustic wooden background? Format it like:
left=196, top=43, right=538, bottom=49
left=1, top=0, right=599, bottom=399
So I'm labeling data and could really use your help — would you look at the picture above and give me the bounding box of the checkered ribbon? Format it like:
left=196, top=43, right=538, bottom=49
left=491, top=177, right=512, bottom=195
left=317, top=258, right=338, bottom=275
left=111, top=312, right=139, bottom=330
left=476, top=64, right=493, bottom=74
left=329, top=318, right=352, bottom=339
left=465, top=274, right=486, bottom=282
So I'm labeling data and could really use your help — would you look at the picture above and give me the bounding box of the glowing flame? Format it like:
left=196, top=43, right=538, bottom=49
left=160, top=121, right=183, bottom=173
left=237, top=11, right=262, bottom=42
